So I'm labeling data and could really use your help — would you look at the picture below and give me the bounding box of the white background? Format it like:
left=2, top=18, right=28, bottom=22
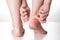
left=0, top=0, right=60, bottom=40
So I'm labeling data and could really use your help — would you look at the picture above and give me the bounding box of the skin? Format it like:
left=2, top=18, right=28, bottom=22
left=6, top=0, right=24, bottom=37
left=20, top=0, right=30, bottom=22
left=6, top=0, right=30, bottom=37
left=6, top=0, right=52, bottom=37
left=29, top=0, right=52, bottom=34
left=38, top=0, right=52, bottom=23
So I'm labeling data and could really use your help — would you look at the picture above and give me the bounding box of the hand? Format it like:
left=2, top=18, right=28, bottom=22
left=38, top=4, right=50, bottom=23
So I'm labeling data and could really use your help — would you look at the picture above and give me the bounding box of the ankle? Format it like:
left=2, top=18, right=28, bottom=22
left=30, top=14, right=38, bottom=21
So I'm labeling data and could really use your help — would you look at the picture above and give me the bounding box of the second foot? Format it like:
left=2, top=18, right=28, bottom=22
left=12, top=28, right=25, bottom=37
left=29, top=17, right=47, bottom=34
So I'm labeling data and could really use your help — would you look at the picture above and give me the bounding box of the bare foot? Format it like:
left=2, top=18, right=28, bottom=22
left=20, top=0, right=30, bottom=22
left=29, top=16, right=47, bottom=34
left=30, top=0, right=47, bottom=34
left=12, top=27, right=25, bottom=37
left=12, top=19, right=25, bottom=37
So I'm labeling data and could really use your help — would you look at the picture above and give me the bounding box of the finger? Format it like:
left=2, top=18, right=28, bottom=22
left=37, top=12, right=48, bottom=21
left=22, top=9, right=27, bottom=13
left=23, top=18, right=28, bottom=22
left=26, top=7, right=30, bottom=11
left=40, top=18, right=46, bottom=23
left=39, top=12, right=49, bottom=18
left=40, top=14, right=48, bottom=19
left=22, top=12, right=27, bottom=17
left=23, top=15, right=28, bottom=19
left=39, top=9, right=49, bottom=15
left=27, top=9, right=30, bottom=15
left=39, top=12, right=48, bottom=16
left=40, top=16, right=47, bottom=21
left=20, top=9, right=26, bottom=14
left=39, top=10, right=45, bottom=14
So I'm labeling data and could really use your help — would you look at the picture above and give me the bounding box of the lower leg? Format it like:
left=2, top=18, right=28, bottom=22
left=29, top=0, right=47, bottom=34
left=6, top=0, right=24, bottom=37
left=32, top=0, right=43, bottom=15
